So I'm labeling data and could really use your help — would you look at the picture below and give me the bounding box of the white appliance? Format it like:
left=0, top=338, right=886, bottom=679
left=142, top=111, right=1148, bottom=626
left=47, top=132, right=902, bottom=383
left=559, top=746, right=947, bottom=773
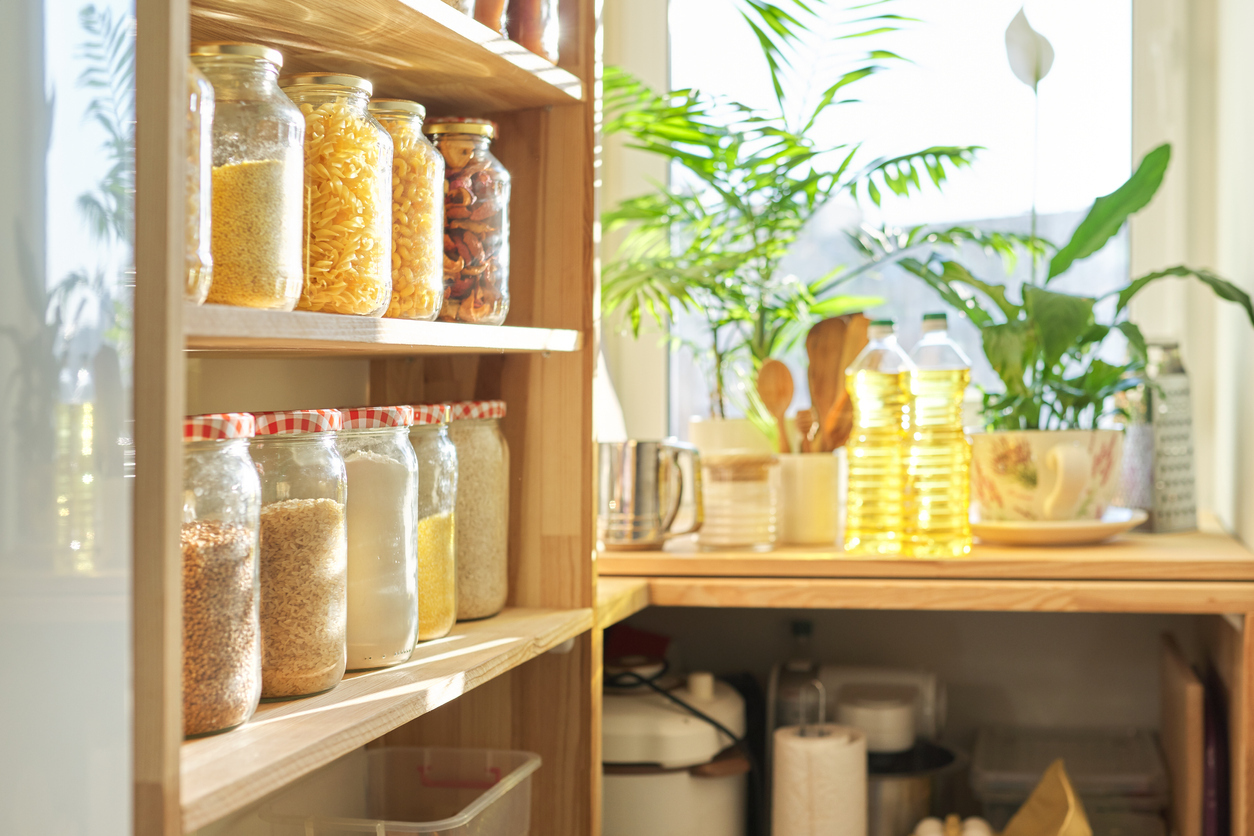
left=602, top=671, right=748, bottom=836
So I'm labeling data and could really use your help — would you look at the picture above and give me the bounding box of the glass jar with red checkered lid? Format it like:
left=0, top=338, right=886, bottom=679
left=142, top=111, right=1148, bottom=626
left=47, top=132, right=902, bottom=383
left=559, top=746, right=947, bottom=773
left=181, top=412, right=262, bottom=737
left=336, top=405, right=420, bottom=669
left=250, top=409, right=348, bottom=699
left=444, top=400, right=509, bottom=620
left=409, top=404, right=458, bottom=640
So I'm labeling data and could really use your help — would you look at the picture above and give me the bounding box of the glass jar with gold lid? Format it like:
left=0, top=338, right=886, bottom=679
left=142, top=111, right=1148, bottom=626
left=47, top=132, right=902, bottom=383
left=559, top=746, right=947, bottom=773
left=280, top=74, right=394, bottom=318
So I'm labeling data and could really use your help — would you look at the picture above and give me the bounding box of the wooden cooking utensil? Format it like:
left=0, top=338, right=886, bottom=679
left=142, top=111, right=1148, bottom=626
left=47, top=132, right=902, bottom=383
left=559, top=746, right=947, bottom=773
left=820, top=313, right=870, bottom=451
left=805, top=317, right=847, bottom=449
left=795, top=408, right=816, bottom=453
left=757, top=359, right=794, bottom=454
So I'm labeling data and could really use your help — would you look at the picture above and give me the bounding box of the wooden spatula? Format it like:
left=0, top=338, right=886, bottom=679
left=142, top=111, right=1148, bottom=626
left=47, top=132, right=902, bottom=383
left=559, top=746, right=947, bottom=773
left=805, top=317, right=847, bottom=448
left=820, top=314, right=870, bottom=451
left=757, top=359, right=794, bottom=454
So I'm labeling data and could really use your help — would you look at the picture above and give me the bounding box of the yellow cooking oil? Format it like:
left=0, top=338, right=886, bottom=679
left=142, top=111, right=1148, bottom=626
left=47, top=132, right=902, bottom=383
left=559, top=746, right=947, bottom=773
left=844, top=320, right=913, bottom=556
left=907, top=314, right=973, bottom=557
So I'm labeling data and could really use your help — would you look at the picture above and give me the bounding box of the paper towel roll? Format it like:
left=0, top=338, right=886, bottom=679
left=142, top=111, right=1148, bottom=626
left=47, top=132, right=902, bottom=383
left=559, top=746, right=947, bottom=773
left=773, top=724, right=867, bottom=836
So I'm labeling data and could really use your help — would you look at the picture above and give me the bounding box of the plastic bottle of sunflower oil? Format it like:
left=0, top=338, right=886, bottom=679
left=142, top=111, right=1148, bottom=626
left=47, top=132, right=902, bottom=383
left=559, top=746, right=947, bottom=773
left=844, top=319, right=914, bottom=555
left=907, top=312, right=973, bottom=556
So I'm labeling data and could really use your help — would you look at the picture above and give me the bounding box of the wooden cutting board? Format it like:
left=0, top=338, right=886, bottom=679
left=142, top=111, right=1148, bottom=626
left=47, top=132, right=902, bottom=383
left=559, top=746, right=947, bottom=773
left=1161, top=633, right=1204, bottom=836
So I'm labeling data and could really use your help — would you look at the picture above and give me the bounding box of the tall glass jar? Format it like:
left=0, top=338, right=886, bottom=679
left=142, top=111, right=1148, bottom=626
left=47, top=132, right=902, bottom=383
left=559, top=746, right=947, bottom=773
left=409, top=405, right=458, bottom=640
left=281, top=74, right=394, bottom=317
left=190, top=43, right=304, bottom=311
left=182, top=413, right=262, bottom=737
left=445, top=401, right=509, bottom=620
left=250, top=409, right=348, bottom=700
left=337, top=406, right=419, bottom=669
left=368, top=99, right=445, bottom=321
left=186, top=59, right=214, bottom=304
left=426, top=118, right=511, bottom=325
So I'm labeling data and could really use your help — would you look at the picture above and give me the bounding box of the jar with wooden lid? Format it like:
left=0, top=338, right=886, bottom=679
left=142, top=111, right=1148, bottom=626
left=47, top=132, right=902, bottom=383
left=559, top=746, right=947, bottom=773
left=368, top=99, right=445, bottom=321
left=409, top=405, right=458, bottom=640
left=185, top=59, right=214, bottom=304
left=250, top=409, right=348, bottom=700
left=190, top=43, right=304, bottom=311
left=181, top=413, right=262, bottom=737
left=426, top=118, right=511, bottom=325
left=444, top=400, right=509, bottom=620
left=337, top=406, right=419, bottom=669
left=280, top=74, right=394, bottom=317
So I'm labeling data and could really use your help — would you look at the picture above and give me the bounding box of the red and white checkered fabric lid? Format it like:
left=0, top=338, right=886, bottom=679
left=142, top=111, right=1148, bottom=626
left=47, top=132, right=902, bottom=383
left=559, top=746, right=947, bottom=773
left=446, top=400, right=506, bottom=421
left=183, top=413, right=256, bottom=441
left=342, top=405, right=415, bottom=429
left=254, top=409, right=342, bottom=435
left=411, top=404, right=452, bottom=425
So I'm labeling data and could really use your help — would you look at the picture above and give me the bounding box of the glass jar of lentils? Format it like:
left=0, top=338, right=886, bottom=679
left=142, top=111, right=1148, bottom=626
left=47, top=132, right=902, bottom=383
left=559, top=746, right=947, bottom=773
left=426, top=118, right=510, bottom=325
left=280, top=73, right=394, bottom=317
left=368, top=98, right=445, bottom=321
left=444, top=400, right=509, bottom=619
left=250, top=409, right=348, bottom=700
left=409, top=404, right=458, bottom=640
left=182, top=413, right=262, bottom=737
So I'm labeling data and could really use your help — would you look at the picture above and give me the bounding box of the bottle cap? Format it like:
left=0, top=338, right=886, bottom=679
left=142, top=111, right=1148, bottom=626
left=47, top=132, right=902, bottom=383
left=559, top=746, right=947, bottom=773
left=870, top=318, right=894, bottom=327
left=921, top=313, right=948, bottom=333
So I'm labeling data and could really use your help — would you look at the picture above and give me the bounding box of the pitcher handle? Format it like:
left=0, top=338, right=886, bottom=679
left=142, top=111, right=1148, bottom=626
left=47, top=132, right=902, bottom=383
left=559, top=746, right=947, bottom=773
left=660, top=441, right=703, bottom=538
left=1044, top=444, right=1092, bottom=521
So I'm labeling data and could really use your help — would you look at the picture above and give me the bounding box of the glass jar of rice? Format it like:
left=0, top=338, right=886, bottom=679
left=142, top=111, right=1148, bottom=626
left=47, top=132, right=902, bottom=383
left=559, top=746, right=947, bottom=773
left=368, top=99, right=445, bottom=321
left=280, top=74, right=394, bottom=317
left=408, top=405, right=458, bottom=640
left=190, top=43, right=304, bottom=311
left=185, top=59, right=214, bottom=304
left=249, top=409, right=348, bottom=700
left=444, top=400, right=509, bottom=620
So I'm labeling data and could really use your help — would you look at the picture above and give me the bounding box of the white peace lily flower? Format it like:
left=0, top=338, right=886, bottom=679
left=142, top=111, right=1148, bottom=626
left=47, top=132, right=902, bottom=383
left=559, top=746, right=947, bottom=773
left=1005, top=7, right=1055, bottom=92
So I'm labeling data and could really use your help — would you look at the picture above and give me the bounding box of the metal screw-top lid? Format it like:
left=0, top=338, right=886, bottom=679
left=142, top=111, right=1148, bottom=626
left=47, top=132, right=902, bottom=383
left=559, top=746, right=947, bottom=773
left=279, top=73, right=373, bottom=95
left=368, top=98, right=427, bottom=121
left=425, top=117, right=496, bottom=138
left=190, top=42, right=284, bottom=69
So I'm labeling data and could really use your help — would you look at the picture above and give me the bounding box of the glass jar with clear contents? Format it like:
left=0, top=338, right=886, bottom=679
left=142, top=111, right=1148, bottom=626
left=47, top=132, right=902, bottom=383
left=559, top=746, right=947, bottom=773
left=182, top=413, right=262, bottom=737
left=444, top=401, right=509, bottom=619
left=190, top=43, right=304, bottom=311
left=369, top=99, right=445, bottom=322
left=280, top=74, right=394, bottom=317
left=337, top=406, right=419, bottom=669
left=409, top=405, right=458, bottom=640
left=186, top=59, right=214, bottom=303
left=250, top=409, right=348, bottom=700
left=426, top=119, right=511, bottom=325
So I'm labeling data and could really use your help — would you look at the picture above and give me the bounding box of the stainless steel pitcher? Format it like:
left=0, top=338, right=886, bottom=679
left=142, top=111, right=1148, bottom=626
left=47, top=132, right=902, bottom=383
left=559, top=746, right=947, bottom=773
left=597, top=440, right=702, bottom=550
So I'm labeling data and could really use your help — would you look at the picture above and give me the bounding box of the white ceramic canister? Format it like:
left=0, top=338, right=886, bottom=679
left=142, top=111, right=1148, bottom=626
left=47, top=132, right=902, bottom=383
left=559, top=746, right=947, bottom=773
left=778, top=449, right=848, bottom=546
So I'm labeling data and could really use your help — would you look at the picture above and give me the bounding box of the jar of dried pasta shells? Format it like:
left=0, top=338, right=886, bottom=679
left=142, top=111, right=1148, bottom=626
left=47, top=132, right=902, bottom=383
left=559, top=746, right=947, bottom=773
left=185, top=59, right=214, bottom=304
left=368, top=99, right=445, bottom=321
left=280, top=74, right=394, bottom=317
left=426, top=118, right=511, bottom=325
left=190, top=43, right=304, bottom=311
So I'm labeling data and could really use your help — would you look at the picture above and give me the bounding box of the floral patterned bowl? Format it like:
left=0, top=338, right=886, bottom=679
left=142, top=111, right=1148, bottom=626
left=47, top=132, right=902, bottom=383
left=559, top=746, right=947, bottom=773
left=970, top=429, right=1123, bottom=522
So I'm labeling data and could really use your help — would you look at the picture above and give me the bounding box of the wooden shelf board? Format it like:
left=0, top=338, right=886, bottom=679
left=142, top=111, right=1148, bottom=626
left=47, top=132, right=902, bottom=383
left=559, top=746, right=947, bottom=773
left=184, top=303, right=583, bottom=356
left=180, top=606, right=593, bottom=832
left=598, top=531, right=1254, bottom=582
left=595, top=577, right=649, bottom=628
left=189, top=0, right=581, bottom=113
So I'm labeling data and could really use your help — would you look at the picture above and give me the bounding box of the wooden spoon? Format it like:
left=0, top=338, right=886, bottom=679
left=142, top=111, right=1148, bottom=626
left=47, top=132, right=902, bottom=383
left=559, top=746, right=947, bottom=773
left=805, top=318, right=847, bottom=449
left=757, top=359, right=794, bottom=454
left=795, top=408, right=816, bottom=454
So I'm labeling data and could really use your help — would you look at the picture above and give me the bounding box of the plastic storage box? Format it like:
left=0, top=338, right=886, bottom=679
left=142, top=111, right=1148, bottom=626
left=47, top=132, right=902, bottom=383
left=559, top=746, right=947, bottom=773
left=971, top=727, right=1169, bottom=830
left=266, top=747, right=541, bottom=835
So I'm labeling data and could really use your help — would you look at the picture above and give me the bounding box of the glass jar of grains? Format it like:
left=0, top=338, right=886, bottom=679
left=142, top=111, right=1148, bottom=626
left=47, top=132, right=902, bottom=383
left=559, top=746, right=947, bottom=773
left=368, top=99, right=445, bottom=321
left=445, top=401, right=509, bottom=620
left=250, top=409, right=348, bottom=700
left=185, top=59, right=214, bottom=304
left=426, top=118, right=511, bottom=325
left=190, top=43, right=304, bottom=311
left=280, top=74, right=394, bottom=317
left=182, top=413, right=262, bottom=737
left=337, top=406, right=419, bottom=669
left=409, top=405, right=458, bottom=640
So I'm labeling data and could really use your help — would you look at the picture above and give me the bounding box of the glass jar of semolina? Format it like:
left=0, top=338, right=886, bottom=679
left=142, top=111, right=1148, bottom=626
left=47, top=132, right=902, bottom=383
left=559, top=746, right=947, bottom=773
left=368, top=99, right=445, bottom=321
left=281, top=74, right=394, bottom=317
left=190, top=43, right=305, bottom=311
left=408, top=405, right=458, bottom=640
left=185, top=60, right=214, bottom=304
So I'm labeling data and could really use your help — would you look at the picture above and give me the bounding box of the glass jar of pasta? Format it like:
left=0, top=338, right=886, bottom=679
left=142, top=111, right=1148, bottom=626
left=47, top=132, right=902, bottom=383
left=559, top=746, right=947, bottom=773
left=280, top=74, right=394, bottom=317
left=368, top=99, right=445, bottom=321
left=426, top=118, right=511, bottom=325
left=409, top=405, right=458, bottom=640
left=250, top=409, right=348, bottom=700
left=182, top=413, right=262, bottom=737
left=190, top=43, right=304, bottom=311
left=186, top=59, right=214, bottom=304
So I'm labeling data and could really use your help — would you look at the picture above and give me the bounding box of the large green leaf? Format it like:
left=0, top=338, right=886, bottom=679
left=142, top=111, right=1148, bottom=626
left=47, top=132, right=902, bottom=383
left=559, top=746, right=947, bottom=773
left=982, top=321, right=1036, bottom=398
left=1116, top=265, right=1254, bottom=325
left=1023, top=285, right=1095, bottom=369
left=1047, top=143, right=1171, bottom=279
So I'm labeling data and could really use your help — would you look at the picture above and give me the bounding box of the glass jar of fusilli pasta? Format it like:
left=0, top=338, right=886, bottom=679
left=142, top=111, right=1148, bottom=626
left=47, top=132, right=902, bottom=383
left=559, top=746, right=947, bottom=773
left=280, top=74, right=394, bottom=317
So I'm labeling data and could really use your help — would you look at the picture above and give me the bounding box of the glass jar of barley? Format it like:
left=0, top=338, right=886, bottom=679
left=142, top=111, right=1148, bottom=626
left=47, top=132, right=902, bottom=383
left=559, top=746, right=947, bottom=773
left=280, top=74, right=394, bottom=317
left=444, top=400, right=509, bottom=620
left=368, top=99, right=445, bottom=321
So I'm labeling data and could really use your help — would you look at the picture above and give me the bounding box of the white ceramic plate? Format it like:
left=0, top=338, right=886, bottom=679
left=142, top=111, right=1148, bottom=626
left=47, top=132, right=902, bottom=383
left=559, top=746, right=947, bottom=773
left=971, top=507, right=1150, bottom=547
